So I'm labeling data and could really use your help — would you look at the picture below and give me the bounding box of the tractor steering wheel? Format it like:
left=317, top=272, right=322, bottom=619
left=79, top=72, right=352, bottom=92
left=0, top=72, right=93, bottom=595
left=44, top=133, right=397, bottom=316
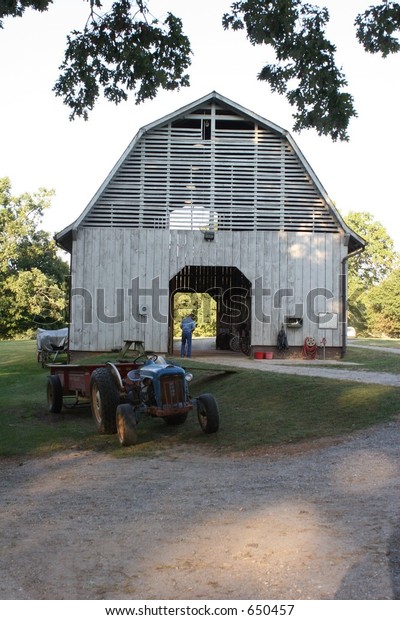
left=133, top=352, right=158, bottom=364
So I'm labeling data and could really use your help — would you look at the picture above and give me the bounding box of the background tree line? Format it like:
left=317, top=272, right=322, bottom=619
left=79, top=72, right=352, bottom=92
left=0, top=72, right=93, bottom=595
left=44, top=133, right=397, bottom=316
left=0, top=178, right=69, bottom=339
left=173, top=292, right=217, bottom=339
left=346, top=211, right=400, bottom=337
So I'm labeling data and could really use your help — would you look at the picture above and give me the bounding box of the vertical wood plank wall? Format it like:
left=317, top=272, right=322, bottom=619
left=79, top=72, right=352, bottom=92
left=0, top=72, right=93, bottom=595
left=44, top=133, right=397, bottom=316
left=70, top=228, right=346, bottom=352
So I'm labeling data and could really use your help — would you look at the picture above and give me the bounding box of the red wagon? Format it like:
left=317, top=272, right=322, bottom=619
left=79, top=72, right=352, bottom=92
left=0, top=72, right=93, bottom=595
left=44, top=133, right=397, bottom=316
left=46, top=361, right=139, bottom=414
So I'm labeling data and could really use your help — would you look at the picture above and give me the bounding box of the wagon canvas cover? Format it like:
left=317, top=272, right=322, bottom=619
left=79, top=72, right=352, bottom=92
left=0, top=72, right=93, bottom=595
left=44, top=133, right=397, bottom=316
left=37, top=328, right=68, bottom=353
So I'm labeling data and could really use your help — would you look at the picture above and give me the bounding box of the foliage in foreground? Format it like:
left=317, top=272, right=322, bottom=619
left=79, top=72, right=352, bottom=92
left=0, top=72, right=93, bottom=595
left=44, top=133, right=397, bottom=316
left=2, top=1, right=400, bottom=139
left=0, top=340, right=399, bottom=458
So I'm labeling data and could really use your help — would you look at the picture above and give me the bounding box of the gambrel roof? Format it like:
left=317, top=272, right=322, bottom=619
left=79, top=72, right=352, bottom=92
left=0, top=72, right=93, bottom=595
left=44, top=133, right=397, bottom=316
left=57, top=91, right=364, bottom=253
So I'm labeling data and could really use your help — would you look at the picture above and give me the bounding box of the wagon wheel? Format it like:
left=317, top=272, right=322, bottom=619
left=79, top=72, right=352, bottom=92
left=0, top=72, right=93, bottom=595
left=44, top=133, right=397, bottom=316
left=90, top=368, right=120, bottom=434
left=197, top=393, right=219, bottom=434
left=47, top=375, right=63, bottom=413
left=229, top=335, right=240, bottom=352
left=116, top=404, right=138, bottom=446
left=240, top=334, right=251, bottom=356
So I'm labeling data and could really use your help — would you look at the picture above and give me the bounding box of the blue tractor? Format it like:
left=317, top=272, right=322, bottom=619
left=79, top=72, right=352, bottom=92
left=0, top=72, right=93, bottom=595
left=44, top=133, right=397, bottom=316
left=89, top=355, right=219, bottom=446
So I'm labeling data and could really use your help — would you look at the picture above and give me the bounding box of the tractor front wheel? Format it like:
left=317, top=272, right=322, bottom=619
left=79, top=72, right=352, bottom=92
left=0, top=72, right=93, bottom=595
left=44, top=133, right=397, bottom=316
left=197, top=393, right=219, bottom=434
left=90, top=368, right=120, bottom=434
left=116, top=404, right=138, bottom=446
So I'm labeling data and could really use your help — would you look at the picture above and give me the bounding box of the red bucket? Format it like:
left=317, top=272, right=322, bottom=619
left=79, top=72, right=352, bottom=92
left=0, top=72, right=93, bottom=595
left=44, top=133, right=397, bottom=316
left=254, top=352, right=264, bottom=360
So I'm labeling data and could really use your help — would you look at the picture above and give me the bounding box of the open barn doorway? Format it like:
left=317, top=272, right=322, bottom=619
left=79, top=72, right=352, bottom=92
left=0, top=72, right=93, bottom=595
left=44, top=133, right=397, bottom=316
left=169, top=266, right=251, bottom=356
left=172, top=292, right=217, bottom=356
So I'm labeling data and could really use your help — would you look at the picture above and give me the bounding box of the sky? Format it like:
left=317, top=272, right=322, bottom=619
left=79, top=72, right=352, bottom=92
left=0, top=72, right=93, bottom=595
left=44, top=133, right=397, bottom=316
left=1, top=0, right=400, bottom=250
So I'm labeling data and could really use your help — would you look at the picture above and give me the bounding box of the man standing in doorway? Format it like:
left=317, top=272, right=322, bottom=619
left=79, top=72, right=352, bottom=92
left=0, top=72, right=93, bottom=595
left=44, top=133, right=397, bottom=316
left=180, top=314, right=196, bottom=357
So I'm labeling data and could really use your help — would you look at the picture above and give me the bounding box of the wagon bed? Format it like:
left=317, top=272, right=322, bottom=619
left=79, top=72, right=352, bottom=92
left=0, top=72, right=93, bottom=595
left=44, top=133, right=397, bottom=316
left=47, top=362, right=139, bottom=406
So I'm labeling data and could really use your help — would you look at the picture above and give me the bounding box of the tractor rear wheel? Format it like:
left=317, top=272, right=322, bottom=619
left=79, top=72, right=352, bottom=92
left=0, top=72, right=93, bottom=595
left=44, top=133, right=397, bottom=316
left=47, top=375, right=63, bottom=413
left=90, top=368, right=120, bottom=434
left=197, top=393, right=219, bottom=434
left=116, top=404, right=138, bottom=446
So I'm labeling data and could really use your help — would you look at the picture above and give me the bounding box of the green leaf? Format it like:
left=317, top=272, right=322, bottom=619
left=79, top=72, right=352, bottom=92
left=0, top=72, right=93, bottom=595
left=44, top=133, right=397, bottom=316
left=53, top=3, right=192, bottom=119
left=356, top=2, right=400, bottom=57
left=0, top=178, right=69, bottom=337
left=224, top=0, right=356, bottom=140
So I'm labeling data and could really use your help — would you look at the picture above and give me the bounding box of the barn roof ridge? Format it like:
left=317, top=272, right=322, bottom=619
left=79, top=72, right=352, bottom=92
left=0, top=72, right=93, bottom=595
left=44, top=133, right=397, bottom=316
left=55, top=91, right=364, bottom=253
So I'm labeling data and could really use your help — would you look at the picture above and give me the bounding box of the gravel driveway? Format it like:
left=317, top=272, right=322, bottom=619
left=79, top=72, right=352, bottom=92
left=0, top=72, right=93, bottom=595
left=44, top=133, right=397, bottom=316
left=190, top=339, right=400, bottom=387
left=196, top=354, right=400, bottom=387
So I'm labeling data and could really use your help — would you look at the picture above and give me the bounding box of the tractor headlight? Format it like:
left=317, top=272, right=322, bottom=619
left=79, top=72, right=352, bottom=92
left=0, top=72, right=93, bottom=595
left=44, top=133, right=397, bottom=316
left=185, top=372, right=193, bottom=383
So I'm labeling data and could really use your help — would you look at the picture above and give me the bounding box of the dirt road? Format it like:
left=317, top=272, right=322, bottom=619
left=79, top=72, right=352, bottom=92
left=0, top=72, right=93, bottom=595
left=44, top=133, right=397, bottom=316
left=1, top=416, right=400, bottom=600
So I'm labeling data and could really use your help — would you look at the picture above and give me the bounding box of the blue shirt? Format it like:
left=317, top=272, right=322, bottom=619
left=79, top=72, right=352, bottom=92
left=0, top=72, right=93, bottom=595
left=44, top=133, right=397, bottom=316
left=181, top=316, right=195, bottom=335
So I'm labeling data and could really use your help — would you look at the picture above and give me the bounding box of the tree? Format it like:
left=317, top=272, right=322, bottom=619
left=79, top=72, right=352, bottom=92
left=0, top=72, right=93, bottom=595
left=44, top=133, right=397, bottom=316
left=0, top=0, right=192, bottom=121
left=1, top=1, right=400, bottom=139
left=344, top=211, right=399, bottom=335
left=366, top=267, right=400, bottom=337
left=0, top=178, right=69, bottom=338
left=223, top=1, right=400, bottom=141
left=345, top=211, right=399, bottom=287
left=173, top=292, right=216, bottom=337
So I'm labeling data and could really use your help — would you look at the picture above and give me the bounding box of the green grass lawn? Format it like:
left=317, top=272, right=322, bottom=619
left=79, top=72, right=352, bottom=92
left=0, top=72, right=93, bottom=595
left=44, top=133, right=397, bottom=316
left=344, top=344, right=400, bottom=373
left=351, top=337, right=400, bottom=349
left=0, top=339, right=399, bottom=458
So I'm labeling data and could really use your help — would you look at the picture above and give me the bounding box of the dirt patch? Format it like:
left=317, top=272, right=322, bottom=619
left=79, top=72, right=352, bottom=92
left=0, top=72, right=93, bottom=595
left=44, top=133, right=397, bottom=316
left=1, top=417, right=400, bottom=601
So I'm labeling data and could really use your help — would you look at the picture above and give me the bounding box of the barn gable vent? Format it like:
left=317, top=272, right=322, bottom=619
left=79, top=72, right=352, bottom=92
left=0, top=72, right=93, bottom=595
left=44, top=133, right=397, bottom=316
left=81, top=101, right=340, bottom=234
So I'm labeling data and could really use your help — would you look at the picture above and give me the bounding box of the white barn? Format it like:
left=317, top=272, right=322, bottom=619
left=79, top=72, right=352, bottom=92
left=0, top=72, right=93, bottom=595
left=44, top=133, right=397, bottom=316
left=57, top=92, right=364, bottom=358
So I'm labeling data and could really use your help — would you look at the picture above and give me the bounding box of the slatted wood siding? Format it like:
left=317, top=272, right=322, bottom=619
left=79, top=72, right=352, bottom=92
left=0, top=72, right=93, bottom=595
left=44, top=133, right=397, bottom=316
left=81, top=102, right=340, bottom=234
left=70, top=228, right=346, bottom=352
